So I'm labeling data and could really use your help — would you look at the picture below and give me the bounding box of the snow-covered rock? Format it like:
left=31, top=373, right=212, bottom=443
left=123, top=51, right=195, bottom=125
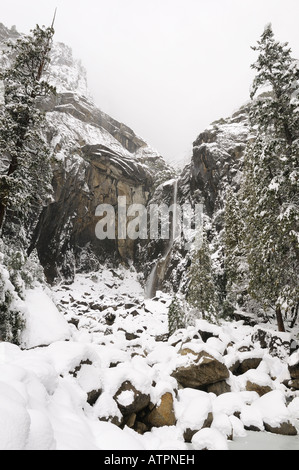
left=20, top=288, right=71, bottom=348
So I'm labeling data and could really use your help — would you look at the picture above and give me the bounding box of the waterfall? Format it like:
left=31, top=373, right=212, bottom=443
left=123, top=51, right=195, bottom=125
left=145, top=179, right=178, bottom=298
left=145, top=264, right=158, bottom=299
left=172, top=179, right=178, bottom=241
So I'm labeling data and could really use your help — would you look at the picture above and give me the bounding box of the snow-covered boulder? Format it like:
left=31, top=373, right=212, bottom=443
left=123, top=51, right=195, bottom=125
left=247, top=390, right=297, bottom=436
left=20, top=288, right=71, bottom=349
left=175, top=389, right=213, bottom=442
left=171, top=346, right=229, bottom=389
left=0, top=381, right=31, bottom=450
left=252, top=327, right=293, bottom=359
left=288, top=350, right=299, bottom=390
left=114, top=380, right=150, bottom=417
left=228, top=350, right=264, bottom=376
left=191, top=428, right=229, bottom=450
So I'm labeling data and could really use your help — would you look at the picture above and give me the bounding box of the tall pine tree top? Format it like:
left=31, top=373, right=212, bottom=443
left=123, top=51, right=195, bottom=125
left=250, top=23, right=299, bottom=143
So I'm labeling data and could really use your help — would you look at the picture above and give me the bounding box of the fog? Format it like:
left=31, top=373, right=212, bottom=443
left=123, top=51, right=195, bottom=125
left=2, top=0, right=299, bottom=167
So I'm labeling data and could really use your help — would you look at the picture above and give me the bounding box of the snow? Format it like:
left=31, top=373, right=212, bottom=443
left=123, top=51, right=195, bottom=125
left=288, top=398, right=299, bottom=419
left=211, top=412, right=233, bottom=438
left=0, top=391, right=31, bottom=450
left=91, top=422, right=145, bottom=451
left=289, top=350, right=299, bottom=367
left=191, top=428, right=229, bottom=450
left=1, top=26, right=298, bottom=451
left=141, top=426, right=188, bottom=451
left=240, top=404, right=264, bottom=431
left=0, top=265, right=299, bottom=450
left=26, top=409, right=56, bottom=450
left=20, top=288, right=71, bottom=349
left=250, top=390, right=293, bottom=428
left=236, top=368, right=274, bottom=391
left=49, top=42, right=91, bottom=100
left=175, top=388, right=213, bottom=432
left=213, top=392, right=251, bottom=416
left=76, top=363, right=102, bottom=394
left=116, top=390, right=135, bottom=407
left=47, top=111, right=133, bottom=163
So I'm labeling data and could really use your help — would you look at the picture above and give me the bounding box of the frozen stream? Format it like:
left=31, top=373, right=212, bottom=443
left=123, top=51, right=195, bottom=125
left=228, top=431, right=299, bottom=450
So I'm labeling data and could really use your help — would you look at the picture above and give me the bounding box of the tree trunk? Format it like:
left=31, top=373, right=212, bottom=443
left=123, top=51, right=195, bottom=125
left=276, top=305, right=285, bottom=332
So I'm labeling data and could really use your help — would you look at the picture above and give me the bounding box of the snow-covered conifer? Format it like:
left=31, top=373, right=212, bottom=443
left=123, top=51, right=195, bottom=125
left=187, top=235, right=219, bottom=320
left=0, top=24, right=56, bottom=243
left=242, top=25, right=299, bottom=331
left=168, top=294, right=185, bottom=336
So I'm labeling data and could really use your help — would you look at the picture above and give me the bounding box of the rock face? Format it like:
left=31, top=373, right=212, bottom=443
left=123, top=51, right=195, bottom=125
left=0, top=24, right=176, bottom=284
left=3, top=36, right=173, bottom=282
left=189, top=105, right=250, bottom=218
left=33, top=141, right=153, bottom=282
left=143, top=103, right=252, bottom=295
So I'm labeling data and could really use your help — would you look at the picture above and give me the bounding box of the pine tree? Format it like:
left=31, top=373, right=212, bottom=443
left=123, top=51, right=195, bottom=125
left=0, top=243, right=25, bottom=344
left=168, top=294, right=185, bottom=336
left=187, top=234, right=219, bottom=320
left=0, top=24, right=56, bottom=242
left=242, top=25, right=299, bottom=331
left=0, top=23, right=56, bottom=344
left=223, top=187, right=248, bottom=314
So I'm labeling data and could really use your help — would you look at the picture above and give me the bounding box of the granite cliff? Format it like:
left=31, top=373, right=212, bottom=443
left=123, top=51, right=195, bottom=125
left=140, top=103, right=252, bottom=296
left=0, top=25, right=174, bottom=282
left=0, top=23, right=250, bottom=293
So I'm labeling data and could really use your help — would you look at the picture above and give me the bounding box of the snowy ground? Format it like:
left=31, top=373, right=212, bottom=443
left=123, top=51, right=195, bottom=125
left=0, top=265, right=299, bottom=451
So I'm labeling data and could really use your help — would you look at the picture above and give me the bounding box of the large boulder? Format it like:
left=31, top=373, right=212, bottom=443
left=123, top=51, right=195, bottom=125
left=146, top=392, right=176, bottom=428
left=171, top=347, right=229, bottom=389
left=229, top=351, right=264, bottom=376
left=113, top=380, right=150, bottom=417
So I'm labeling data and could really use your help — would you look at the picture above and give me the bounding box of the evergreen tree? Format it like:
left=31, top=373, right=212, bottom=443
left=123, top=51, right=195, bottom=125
left=0, top=23, right=56, bottom=344
left=223, top=187, right=248, bottom=314
left=0, top=24, right=56, bottom=242
left=168, top=294, right=185, bottom=336
left=0, top=243, right=25, bottom=344
left=242, top=25, right=299, bottom=331
left=187, top=234, right=219, bottom=320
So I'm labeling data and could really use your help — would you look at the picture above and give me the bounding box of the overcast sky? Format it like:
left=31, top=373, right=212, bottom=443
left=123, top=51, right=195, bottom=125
left=1, top=0, right=299, bottom=167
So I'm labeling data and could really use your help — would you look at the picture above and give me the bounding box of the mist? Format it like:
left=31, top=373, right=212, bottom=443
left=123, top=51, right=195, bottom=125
left=2, top=0, right=299, bottom=167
